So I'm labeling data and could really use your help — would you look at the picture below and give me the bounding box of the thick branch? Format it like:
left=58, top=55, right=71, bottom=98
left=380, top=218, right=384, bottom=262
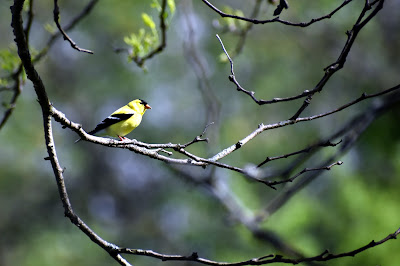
left=55, top=83, right=400, bottom=178
left=11, top=1, right=129, bottom=265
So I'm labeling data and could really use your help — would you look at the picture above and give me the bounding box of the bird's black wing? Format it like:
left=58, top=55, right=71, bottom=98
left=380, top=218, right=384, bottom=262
left=88, top=113, right=134, bottom=135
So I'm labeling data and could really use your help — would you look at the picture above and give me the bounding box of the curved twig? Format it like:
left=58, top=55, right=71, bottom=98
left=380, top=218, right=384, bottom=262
left=35, top=0, right=98, bottom=62
left=113, top=227, right=400, bottom=265
left=215, top=0, right=385, bottom=119
left=53, top=0, right=94, bottom=54
left=202, top=0, right=353, bottom=27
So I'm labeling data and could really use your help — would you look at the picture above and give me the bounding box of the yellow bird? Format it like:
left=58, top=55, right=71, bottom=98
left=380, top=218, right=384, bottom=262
left=86, top=99, right=151, bottom=141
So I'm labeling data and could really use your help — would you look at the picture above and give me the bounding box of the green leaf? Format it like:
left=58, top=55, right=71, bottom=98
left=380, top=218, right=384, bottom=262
left=124, top=33, right=142, bottom=56
left=23, top=0, right=31, bottom=12
left=123, top=34, right=136, bottom=47
left=234, top=10, right=247, bottom=28
left=142, top=13, right=156, bottom=29
left=0, top=78, right=8, bottom=87
left=44, top=23, right=57, bottom=34
left=218, top=6, right=248, bottom=31
left=0, top=49, right=20, bottom=72
left=167, top=0, right=176, bottom=14
left=151, top=0, right=161, bottom=12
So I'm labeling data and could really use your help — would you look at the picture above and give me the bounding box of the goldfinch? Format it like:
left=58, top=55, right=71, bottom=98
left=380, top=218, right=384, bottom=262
left=86, top=99, right=151, bottom=141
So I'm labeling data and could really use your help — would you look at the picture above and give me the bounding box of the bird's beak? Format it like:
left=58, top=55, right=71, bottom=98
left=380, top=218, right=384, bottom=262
left=145, top=104, right=152, bottom=109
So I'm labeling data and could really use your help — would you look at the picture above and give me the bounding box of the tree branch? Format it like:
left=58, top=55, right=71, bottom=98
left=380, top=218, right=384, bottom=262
left=214, top=0, right=263, bottom=58
left=11, top=1, right=128, bottom=265
left=0, top=0, right=35, bottom=130
left=0, top=66, right=23, bottom=130
left=215, top=0, right=385, bottom=115
left=52, top=83, right=400, bottom=180
left=257, top=140, right=342, bottom=168
left=290, top=0, right=385, bottom=119
left=202, top=0, right=354, bottom=27
left=34, top=0, right=98, bottom=62
left=257, top=90, right=400, bottom=223
left=112, top=227, right=400, bottom=265
left=9, top=0, right=399, bottom=265
left=53, top=0, right=94, bottom=54
left=206, top=83, right=400, bottom=163
left=263, top=161, right=343, bottom=187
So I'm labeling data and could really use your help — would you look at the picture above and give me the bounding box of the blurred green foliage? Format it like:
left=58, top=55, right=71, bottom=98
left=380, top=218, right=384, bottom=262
left=0, top=48, right=19, bottom=73
left=123, top=0, right=175, bottom=63
left=1, top=0, right=400, bottom=266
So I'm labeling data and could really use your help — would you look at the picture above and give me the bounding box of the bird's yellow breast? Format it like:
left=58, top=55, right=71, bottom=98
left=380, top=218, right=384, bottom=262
left=106, top=114, right=142, bottom=137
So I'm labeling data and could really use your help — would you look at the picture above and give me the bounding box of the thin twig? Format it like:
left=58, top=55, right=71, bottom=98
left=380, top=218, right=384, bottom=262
left=215, top=0, right=385, bottom=114
left=257, top=90, right=400, bottom=223
left=216, top=33, right=311, bottom=104
left=262, top=161, right=343, bottom=187
left=114, top=227, right=400, bottom=265
left=0, top=0, right=35, bottom=130
left=208, top=83, right=400, bottom=163
left=202, top=0, right=354, bottom=27
left=180, top=122, right=214, bottom=148
left=34, top=0, right=98, bottom=62
left=289, top=0, right=385, bottom=119
left=257, top=140, right=342, bottom=168
left=23, top=0, right=34, bottom=43
left=224, top=0, right=263, bottom=58
left=53, top=0, right=93, bottom=54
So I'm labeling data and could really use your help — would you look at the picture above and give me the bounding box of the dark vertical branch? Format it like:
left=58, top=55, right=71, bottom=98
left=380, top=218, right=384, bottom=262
left=0, top=67, right=23, bottom=130
left=0, top=0, right=34, bottom=130
left=11, top=1, right=129, bottom=265
left=11, top=0, right=51, bottom=111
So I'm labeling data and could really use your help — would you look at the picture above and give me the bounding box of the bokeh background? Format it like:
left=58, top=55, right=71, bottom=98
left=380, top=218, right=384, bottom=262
left=1, top=0, right=400, bottom=265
